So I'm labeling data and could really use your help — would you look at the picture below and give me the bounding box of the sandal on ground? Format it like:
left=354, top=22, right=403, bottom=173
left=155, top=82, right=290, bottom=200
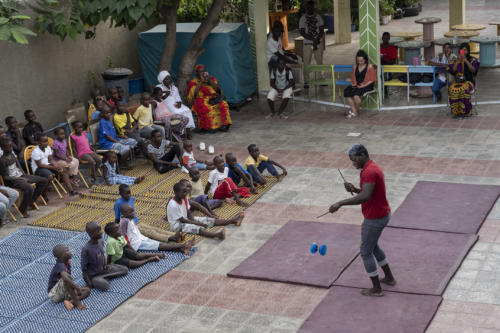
left=346, top=111, right=358, bottom=119
left=265, top=113, right=276, bottom=119
left=279, top=113, right=289, bottom=119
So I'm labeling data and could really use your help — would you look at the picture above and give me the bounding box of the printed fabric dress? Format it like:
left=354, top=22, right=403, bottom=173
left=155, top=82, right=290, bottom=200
left=104, top=161, right=136, bottom=185
left=187, top=76, right=232, bottom=131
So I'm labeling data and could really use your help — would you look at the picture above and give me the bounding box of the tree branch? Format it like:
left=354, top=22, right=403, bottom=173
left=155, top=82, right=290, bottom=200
left=158, top=0, right=180, bottom=72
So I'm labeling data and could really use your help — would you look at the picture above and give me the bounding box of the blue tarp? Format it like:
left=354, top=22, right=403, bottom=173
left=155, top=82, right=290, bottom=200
left=137, top=23, right=256, bottom=105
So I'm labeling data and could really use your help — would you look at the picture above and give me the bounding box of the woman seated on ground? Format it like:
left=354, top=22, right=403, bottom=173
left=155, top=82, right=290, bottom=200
left=344, top=50, right=377, bottom=119
left=187, top=64, right=232, bottom=132
left=156, top=71, right=195, bottom=139
left=448, top=42, right=479, bottom=118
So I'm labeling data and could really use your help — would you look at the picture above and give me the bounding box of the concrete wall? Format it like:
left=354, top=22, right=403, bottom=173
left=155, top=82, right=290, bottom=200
left=0, top=17, right=147, bottom=129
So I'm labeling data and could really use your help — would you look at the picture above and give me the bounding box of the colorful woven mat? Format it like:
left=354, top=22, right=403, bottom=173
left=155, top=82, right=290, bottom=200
left=30, top=163, right=278, bottom=242
left=0, top=228, right=190, bottom=333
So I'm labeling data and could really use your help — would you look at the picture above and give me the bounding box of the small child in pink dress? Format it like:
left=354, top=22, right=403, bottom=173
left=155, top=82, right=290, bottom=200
left=52, top=127, right=80, bottom=188
left=70, top=121, right=102, bottom=183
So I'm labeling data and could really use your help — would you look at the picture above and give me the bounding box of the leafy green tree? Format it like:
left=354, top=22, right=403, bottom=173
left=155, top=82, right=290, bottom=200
left=30, top=0, right=227, bottom=97
left=0, top=0, right=36, bottom=44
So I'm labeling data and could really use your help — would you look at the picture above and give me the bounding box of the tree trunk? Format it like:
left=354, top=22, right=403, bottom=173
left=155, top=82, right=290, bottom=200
left=158, top=0, right=181, bottom=73
left=176, top=0, right=226, bottom=101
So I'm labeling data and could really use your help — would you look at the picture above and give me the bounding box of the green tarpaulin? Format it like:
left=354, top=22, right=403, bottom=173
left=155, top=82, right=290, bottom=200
left=137, top=23, right=257, bottom=104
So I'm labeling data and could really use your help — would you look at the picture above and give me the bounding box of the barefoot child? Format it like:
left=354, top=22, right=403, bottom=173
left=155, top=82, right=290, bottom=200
left=98, top=107, right=136, bottom=169
left=70, top=121, right=102, bottom=183
left=52, top=127, right=80, bottom=188
left=81, top=222, right=128, bottom=291
left=147, top=129, right=183, bottom=174
left=114, top=184, right=184, bottom=242
left=225, top=153, right=257, bottom=193
left=244, top=144, right=287, bottom=185
left=167, top=181, right=244, bottom=240
left=181, top=140, right=214, bottom=173
left=32, top=134, right=79, bottom=196
left=48, top=244, right=90, bottom=310
left=183, top=174, right=222, bottom=217
left=205, top=155, right=250, bottom=207
left=120, top=204, right=193, bottom=254
left=102, top=151, right=144, bottom=186
left=104, top=222, right=163, bottom=268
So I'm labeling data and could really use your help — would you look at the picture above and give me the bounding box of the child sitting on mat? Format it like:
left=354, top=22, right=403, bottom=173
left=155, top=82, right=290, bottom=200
left=114, top=184, right=185, bottom=243
left=48, top=244, right=90, bottom=310
left=181, top=140, right=214, bottom=173
left=205, top=155, right=250, bottom=207
left=120, top=204, right=193, bottom=255
left=81, top=222, right=128, bottom=291
left=70, top=121, right=102, bottom=183
left=102, top=151, right=145, bottom=186
left=104, top=222, right=163, bottom=268
left=244, top=144, right=287, bottom=185
left=166, top=181, right=245, bottom=240
left=225, top=153, right=257, bottom=194
left=182, top=175, right=221, bottom=217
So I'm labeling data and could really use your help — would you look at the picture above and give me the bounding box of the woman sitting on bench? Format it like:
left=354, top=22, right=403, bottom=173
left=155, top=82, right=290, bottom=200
left=344, top=50, right=377, bottom=119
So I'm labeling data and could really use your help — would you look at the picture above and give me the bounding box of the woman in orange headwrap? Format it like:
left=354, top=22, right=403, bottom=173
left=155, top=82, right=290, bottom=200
left=187, top=65, right=232, bottom=132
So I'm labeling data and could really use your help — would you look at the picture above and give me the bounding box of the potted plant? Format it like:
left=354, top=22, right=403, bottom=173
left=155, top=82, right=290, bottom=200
left=395, top=0, right=422, bottom=17
left=380, top=0, right=395, bottom=25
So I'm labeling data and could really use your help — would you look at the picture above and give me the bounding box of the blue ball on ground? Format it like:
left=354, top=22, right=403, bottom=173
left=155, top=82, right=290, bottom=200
left=319, top=244, right=327, bottom=256
left=310, top=242, right=318, bottom=254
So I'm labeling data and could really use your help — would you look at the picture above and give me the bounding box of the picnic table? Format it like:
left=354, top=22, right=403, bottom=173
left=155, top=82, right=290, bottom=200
left=391, top=31, right=423, bottom=41
left=489, top=22, right=500, bottom=36
left=434, top=37, right=470, bottom=57
left=451, top=24, right=486, bottom=31
left=395, top=41, right=431, bottom=65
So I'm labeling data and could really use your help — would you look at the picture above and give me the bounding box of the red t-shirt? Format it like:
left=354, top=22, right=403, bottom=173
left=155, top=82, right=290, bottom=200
left=380, top=44, right=397, bottom=63
left=360, top=160, right=390, bottom=219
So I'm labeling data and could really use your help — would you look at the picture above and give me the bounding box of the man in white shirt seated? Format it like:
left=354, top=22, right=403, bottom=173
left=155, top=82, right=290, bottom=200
left=267, top=21, right=298, bottom=70
left=267, top=58, right=295, bottom=119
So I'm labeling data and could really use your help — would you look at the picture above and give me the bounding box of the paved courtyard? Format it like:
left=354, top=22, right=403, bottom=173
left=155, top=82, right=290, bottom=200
left=1, top=0, right=500, bottom=332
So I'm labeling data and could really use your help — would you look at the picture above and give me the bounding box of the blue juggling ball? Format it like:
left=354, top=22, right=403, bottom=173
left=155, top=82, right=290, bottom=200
left=319, top=244, right=327, bottom=256
left=310, top=242, right=318, bottom=254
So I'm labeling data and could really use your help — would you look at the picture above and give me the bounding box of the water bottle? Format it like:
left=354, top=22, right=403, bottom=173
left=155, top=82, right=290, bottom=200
left=453, top=28, right=457, bottom=45
left=420, top=54, right=425, bottom=66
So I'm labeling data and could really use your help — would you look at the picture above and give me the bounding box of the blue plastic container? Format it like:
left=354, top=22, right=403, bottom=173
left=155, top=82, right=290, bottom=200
left=129, top=76, right=144, bottom=95
left=323, top=15, right=334, bottom=33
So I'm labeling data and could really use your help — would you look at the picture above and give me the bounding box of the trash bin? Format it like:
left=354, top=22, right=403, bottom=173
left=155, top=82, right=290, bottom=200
left=101, top=68, right=134, bottom=99
left=323, top=14, right=334, bottom=33
left=129, top=76, right=144, bottom=96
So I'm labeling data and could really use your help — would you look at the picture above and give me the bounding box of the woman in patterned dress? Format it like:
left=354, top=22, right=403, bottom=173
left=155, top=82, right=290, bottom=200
left=187, top=65, right=232, bottom=132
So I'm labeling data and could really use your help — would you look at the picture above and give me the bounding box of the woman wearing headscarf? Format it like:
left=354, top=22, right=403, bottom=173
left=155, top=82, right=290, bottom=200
left=187, top=65, right=232, bottom=132
left=157, top=70, right=195, bottom=139
left=448, top=42, right=479, bottom=118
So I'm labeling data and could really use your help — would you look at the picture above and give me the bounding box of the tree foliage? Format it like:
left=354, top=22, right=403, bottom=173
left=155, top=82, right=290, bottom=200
left=0, top=0, right=36, bottom=44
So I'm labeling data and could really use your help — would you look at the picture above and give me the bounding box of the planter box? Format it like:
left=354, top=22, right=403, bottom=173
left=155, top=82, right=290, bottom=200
left=381, top=15, right=391, bottom=25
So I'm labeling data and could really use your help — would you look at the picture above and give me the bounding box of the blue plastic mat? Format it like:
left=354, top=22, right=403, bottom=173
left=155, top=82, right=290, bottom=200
left=0, top=228, right=190, bottom=333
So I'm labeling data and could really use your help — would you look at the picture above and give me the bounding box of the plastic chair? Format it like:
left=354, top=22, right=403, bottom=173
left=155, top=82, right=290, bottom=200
left=381, top=65, right=410, bottom=104
left=24, top=145, right=65, bottom=199
left=67, top=133, right=90, bottom=188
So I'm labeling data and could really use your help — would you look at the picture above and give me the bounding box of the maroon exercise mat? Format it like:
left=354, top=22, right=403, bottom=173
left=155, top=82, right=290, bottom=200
left=227, top=221, right=360, bottom=288
left=299, top=286, right=442, bottom=333
left=334, top=227, right=478, bottom=295
left=389, top=181, right=500, bottom=234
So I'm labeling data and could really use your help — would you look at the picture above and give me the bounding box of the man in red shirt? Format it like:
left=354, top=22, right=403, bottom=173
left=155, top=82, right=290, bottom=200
left=329, top=144, right=396, bottom=296
left=380, top=32, right=398, bottom=96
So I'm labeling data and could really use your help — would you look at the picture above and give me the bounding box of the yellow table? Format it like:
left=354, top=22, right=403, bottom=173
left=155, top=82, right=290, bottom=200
left=444, top=31, right=480, bottom=55
left=451, top=24, right=486, bottom=31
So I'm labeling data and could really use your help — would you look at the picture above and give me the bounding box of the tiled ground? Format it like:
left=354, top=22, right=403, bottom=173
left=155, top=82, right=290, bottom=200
left=1, top=1, right=500, bottom=332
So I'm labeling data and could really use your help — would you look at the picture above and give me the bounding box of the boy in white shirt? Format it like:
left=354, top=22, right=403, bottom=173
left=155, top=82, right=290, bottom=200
left=267, top=59, right=295, bottom=119
left=166, top=181, right=244, bottom=239
left=181, top=140, right=214, bottom=173
left=32, top=134, right=78, bottom=195
left=119, top=204, right=193, bottom=255
left=204, top=156, right=250, bottom=206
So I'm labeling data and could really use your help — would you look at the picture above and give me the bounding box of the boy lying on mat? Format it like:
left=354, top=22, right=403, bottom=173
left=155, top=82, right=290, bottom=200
left=104, top=222, right=163, bottom=268
left=119, top=204, right=193, bottom=255
left=244, top=144, right=287, bottom=185
left=82, top=222, right=128, bottom=291
left=115, top=184, right=184, bottom=243
left=166, top=181, right=244, bottom=240
left=204, top=155, right=250, bottom=207
left=48, top=244, right=90, bottom=310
